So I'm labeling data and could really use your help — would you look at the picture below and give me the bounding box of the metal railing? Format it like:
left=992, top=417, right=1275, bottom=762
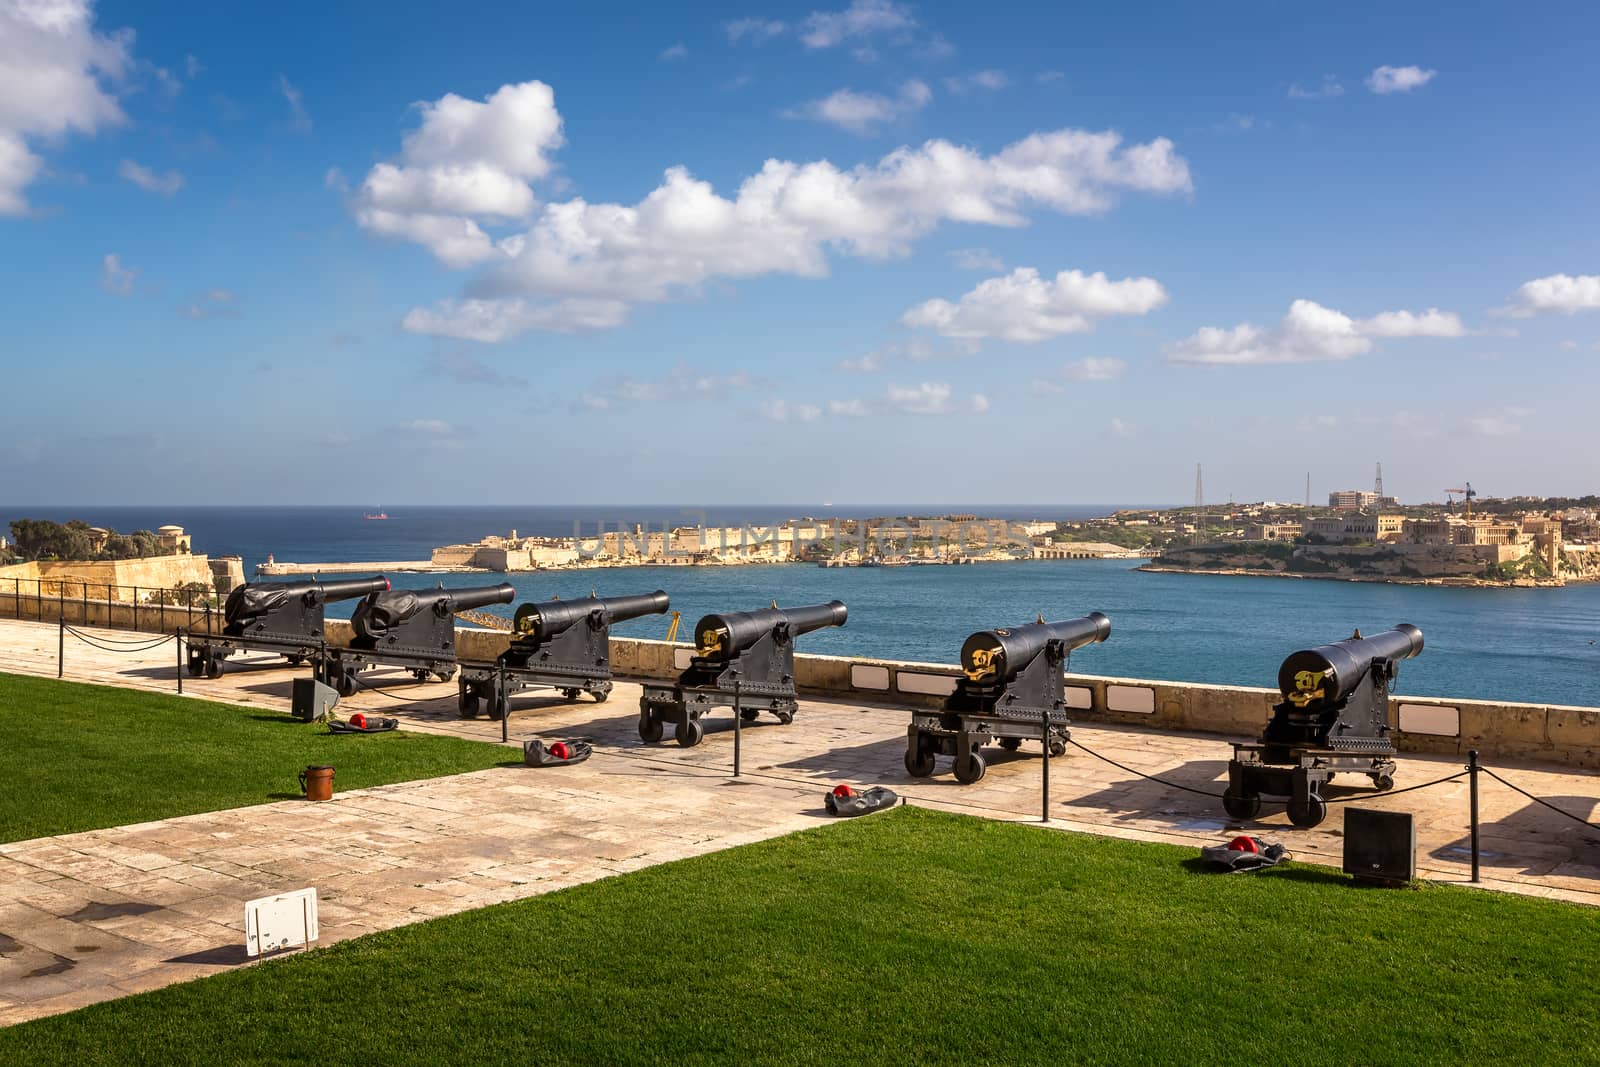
left=1, top=575, right=223, bottom=633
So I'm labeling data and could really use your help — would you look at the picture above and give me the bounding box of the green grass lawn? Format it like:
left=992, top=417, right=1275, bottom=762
left=4, top=807, right=1596, bottom=1064
left=0, top=671, right=512, bottom=842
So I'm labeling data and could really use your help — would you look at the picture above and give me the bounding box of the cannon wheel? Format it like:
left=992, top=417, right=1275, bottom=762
left=638, top=710, right=664, bottom=743
left=1047, top=738, right=1068, bottom=758
left=676, top=717, right=704, bottom=748
left=187, top=658, right=204, bottom=678
left=1222, top=787, right=1260, bottom=820
left=283, top=655, right=305, bottom=667
left=775, top=709, right=795, bottom=726
left=486, top=691, right=509, bottom=722
left=457, top=687, right=479, bottom=719
left=739, top=707, right=760, bottom=723
left=436, top=668, right=456, bottom=683
left=1287, top=794, right=1328, bottom=829
left=998, top=738, right=1022, bottom=752
left=904, top=746, right=936, bottom=778
left=953, top=750, right=987, bottom=785
left=411, top=669, right=431, bottom=683
left=561, top=688, right=581, bottom=701
left=1371, top=772, right=1395, bottom=792
left=336, top=671, right=358, bottom=698
left=204, top=657, right=223, bottom=680
left=589, top=688, right=610, bottom=704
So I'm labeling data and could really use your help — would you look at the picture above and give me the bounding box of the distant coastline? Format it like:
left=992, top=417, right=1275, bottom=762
left=1135, top=563, right=1576, bottom=589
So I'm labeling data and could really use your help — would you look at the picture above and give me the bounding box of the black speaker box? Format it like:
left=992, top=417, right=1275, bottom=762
left=1343, top=807, right=1416, bottom=884
left=292, top=678, right=340, bottom=722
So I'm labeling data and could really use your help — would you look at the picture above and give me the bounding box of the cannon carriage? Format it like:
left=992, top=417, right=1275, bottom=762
left=906, top=613, right=1111, bottom=784
left=318, top=583, right=516, bottom=697
left=638, top=600, right=847, bottom=747
left=457, top=590, right=670, bottom=720
left=185, top=576, right=389, bottom=679
left=1224, top=624, right=1422, bottom=828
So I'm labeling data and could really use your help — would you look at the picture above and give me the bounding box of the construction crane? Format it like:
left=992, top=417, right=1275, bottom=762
left=1444, top=483, right=1477, bottom=519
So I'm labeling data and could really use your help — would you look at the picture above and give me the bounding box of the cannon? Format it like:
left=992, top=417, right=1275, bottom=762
left=457, top=590, right=670, bottom=721
left=185, top=575, right=389, bottom=679
left=638, top=600, right=847, bottom=747
left=906, top=613, right=1111, bottom=784
left=1224, top=624, right=1423, bottom=828
left=319, top=583, right=516, bottom=697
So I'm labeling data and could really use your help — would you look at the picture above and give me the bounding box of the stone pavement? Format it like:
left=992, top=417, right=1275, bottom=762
left=1, top=617, right=1598, bottom=1027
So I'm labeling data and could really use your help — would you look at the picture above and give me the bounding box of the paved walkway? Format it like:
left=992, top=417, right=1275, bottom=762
left=1, top=617, right=1598, bottom=1027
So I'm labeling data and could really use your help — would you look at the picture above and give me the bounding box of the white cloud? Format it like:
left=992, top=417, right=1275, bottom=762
left=184, top=53, right=202, bottom=78
left=1469, top=407, right=1533, bottom=437
left=1560, top=339, right=1579, bottom=351
left=401, top=297, right=629, bottom=341
left=786, top=79, right=930, bottom=134
left=181, top=289, right=239, bottom=320
left=903, top=267, right=1168, bottom=343
left=402, top=418, right=455, bottom=435
left=1367, top=65, right=1436, bottom=94
left=1503, top=274, right=1600, bottom=316
left=949, top=247, right=1003, bottom=271
left=724, top=17, right=787, bottom=43
left=1169, top=298, right=1467, bottom=366
left=759, top=399, right=822, bottom=422
left=1296, top=414, right=1340, bottom=433
left=100, top=252, right=136, bottom=295
left=883, top=381, right=986, bottom=415
left=1063, top=356, right=1126, bottom=381
left=943, top=70, right=1009, bottom=94
left=323, top=166, right=348, bottom=192
left=1032, top=356, right=1126, bottom=393
left=1109, top=416, right=1135, bottom=437
left=1287, top=75, right=1344, bottom=100
left=838, top=336, right=983, bottom=371
left=366, top=80, right=1191, bottom=341
left=117, top=159, right=183, bottom=196
left=659, top=42, right=688, bottom=62
left=279, top=74, right=311, bottom=132
left=1357, top=308, right=1466, bottom=337
left=352, top=80, right=565, bottom=268
left=0, top=0, right=131, bottom=215
left=1036, top=70, right=1065, bottom=85
left=578, top=364, right=756, bottom=412
left=800, top=0, right=916, bottom=49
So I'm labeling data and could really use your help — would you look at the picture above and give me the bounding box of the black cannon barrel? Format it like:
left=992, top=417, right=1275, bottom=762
left=694, top=600, right=848, bottom=659
left=1277, top=624, right=1424, bottom=706
left=439, top=583, right=518, bottom=614
left=960, top=612, right=1111, bottom=684
left=513, top=590, right=670, bottom=639
left=351, top=583, right=515, bottom=640
left=224, top=575, right=389, bottom=624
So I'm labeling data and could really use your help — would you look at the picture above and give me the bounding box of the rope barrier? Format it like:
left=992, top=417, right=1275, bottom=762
left=345, top=669, right=456, bottom=705
left=63, top=624, right=178, bottom=648
left=1321, top=770, right=1468, bottom=804
left=1067, top=738, right=1227, bottom=798
left=1483, top=768, right=1600, bottom=831
left=63, top=625, right=177, bottom=654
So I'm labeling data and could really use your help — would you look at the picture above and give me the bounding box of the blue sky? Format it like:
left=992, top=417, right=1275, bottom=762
left=3, top=0, right=1598, bottom=507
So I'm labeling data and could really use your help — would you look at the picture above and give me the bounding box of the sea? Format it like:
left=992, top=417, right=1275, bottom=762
left=5, top=504, right=1600, bottom=709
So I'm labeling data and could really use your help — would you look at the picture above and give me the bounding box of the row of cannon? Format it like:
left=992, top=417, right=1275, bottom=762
left=192, top=576, right=1426, bottom=828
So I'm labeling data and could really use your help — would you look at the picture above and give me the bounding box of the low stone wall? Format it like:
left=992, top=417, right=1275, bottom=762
left=0, top=556, right=223, bottom=599
left=3, top=600, right=1596, bottom=770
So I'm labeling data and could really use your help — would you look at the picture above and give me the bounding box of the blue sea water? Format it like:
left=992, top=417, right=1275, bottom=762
left=5, top=505, right=1599, bottom=707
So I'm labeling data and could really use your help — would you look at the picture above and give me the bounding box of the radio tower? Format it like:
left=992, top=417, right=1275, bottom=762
left=1305, top=472, right=1310, bottom=507
left=1194, top=463, right=1204, bottom=515
left=1374, top=462, right=1384, bottom=501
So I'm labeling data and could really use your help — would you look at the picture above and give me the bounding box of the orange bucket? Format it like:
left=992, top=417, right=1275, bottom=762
left=299, top=764, right=335, bottom=802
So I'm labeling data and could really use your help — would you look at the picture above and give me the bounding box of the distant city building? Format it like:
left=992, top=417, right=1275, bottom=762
left=1328, top=490, right=1378, bottom=510
left=156, top=525, right=192, bottom=554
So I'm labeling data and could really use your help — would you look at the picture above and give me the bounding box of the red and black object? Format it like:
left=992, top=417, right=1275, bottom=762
left=824, top=784, right=899, bottom=817
left=523, top=738, right=593, bottom=767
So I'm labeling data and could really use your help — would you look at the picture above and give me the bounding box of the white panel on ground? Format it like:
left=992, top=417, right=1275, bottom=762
left=245, top=888, right=319, bottom=957
left=851, top=664, right=891, bottom=691
left=1064, top=686, right=1094, bottom=710
left=1107, top=685, right=1155, bottom=714
left=1398, top=703, right=1460, bottom=737
left=672, top=647, right=694, bottom=670
left=897, top=672, right=958, bottom=697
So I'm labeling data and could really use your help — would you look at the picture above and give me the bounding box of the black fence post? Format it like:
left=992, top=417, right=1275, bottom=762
left=81, top=581, right=87, bottom=627
left=1468, top=749, right=1481, bottom=884
left=499, top=665, right=509, bottom=746
left=57, top=610, right=64, bottom=679
left=133, top=586, right=139, bottom=632
left=108, top=583, right=113, bottom=629
left=732, top=680, right=743, bottom=778
left=176, top=629, right=184, bottom=695
left=1041, top=710, right=1051, bottom=823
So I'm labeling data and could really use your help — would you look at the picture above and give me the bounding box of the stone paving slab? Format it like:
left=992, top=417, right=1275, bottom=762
left=1, top=616, right=1599, bottom=1027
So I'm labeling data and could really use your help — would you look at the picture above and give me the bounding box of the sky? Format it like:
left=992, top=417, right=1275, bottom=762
left=2, top=0, right=1598, bottom=508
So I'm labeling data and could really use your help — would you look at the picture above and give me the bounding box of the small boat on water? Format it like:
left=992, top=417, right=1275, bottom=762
left=363, top=511, right=389, bottom=520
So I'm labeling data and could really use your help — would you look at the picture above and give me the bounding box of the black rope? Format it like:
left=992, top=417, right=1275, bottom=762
left=1321, top=770, right=1467, bottom=804
left=63, top=624, right=176, bottom=648
left=1067, top=738, right=1227, bottom=798
left=1483, top=768, right=1600, bottom=831
left=63, top=625, right=176, bottom=654
left=346, top=669, right=456, bottom=705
